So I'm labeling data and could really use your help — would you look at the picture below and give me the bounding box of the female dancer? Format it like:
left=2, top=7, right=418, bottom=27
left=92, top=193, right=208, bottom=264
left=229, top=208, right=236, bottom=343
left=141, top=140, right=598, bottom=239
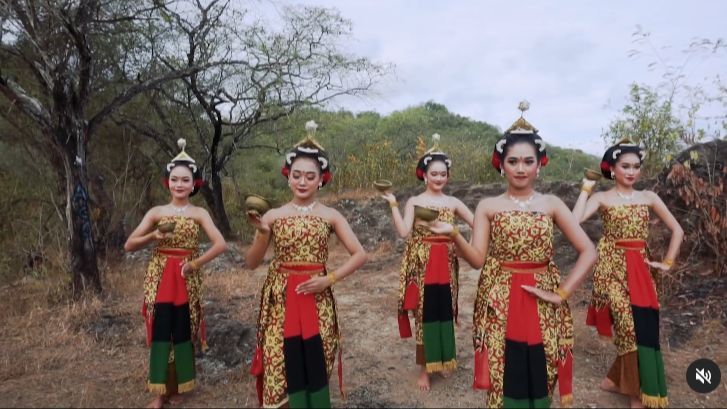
left=431, top=104, right=597, bottom=407
left=381, top=134, right=474, bottom=391
left=573, top=138, right=683, bottom=408
left=246, top=122, right=368, bottom=408
left=124, top=139, right=227, bottom=408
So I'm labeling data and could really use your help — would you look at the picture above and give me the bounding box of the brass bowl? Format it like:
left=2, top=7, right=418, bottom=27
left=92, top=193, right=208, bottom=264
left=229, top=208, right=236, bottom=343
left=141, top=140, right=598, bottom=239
left=584, top=168, right=603, bottom=181
left=157, top=221, right=176, bottom=233
left=414, top=205, right=439, bottom=222
left=245, top=194, right=272, bottom=215
left=373, top=179, right=393, bottom=193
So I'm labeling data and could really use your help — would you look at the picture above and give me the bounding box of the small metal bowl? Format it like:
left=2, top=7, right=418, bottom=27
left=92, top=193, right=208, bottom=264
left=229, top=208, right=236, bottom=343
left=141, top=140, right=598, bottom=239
left=245, top=194, right=272, bottom=215
left=584, top=168, right=603, bottom=181
left=373, top=179, right=393, bottom=193
left=414, top=205, right=439, bottom=222
left=157, top=222, right=176, bottom=233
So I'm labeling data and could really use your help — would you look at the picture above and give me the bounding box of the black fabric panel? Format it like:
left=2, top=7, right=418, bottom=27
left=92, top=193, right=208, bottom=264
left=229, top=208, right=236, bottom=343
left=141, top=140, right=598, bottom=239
left=283, top=336, right=306, bottom=394
left=172, top=303, right=191, bottom=344
left=503, top=339, right=548, bottom=400
left=422, top=284, right=438, bottom=323
left=528, top=344, right=548, bottom=399
left=152, top=303, right=174, bottom=342
left=440, top=284, right=454, bottom=322
left=303, top=334, right=329, bottom=392
left=632, top=305, right=660, bottom=349
left=422, top=284, right=453, bottom=323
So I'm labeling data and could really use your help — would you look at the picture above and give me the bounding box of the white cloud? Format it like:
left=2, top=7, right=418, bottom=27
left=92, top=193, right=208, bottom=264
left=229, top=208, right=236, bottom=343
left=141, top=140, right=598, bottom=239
left=269, top=0, right=727, bottom=155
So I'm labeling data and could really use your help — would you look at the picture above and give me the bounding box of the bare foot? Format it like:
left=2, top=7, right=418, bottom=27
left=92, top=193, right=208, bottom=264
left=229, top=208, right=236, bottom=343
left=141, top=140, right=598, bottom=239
left=417, top=367, right=431, bottom=391
left=600, top=377, right=620, bottom=394
left=146, top=396, right=165, bottom=409
left=166, top=394, right=184, bottom=405
left=630, top=396, right=645, bottom=408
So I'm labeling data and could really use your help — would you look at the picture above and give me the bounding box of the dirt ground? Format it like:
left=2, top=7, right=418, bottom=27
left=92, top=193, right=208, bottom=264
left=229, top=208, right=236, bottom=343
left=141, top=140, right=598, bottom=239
left=1, top=234, right=725, bottom=408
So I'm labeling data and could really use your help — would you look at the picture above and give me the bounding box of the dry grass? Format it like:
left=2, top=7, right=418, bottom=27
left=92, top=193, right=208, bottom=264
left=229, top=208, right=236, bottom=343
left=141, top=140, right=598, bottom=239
left=0, top=253, right=260, bottom=408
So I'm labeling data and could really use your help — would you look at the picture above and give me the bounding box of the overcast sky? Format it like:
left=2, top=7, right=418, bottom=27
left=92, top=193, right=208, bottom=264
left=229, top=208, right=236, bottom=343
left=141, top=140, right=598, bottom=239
left=266, top=1, right=726, bottom=154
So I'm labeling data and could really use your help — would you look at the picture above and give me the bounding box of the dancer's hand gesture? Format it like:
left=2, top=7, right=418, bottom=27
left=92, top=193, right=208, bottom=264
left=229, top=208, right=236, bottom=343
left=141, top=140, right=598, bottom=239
left=295, top=276, right=330, bottom=295
left=151, top=230, right=173, bottom=241
left=521, top=285, right=562, bottom=305
left=646, top=260, right=671, bottom=271
left=381, top=193, right=397, bottom=206
left=427, top=221, right=454, bottom=235
left=581, top=178, right=597, bottom=190
left=246, top=211, right=270, bottom=234
left=180, top=261, right=194, bottom=278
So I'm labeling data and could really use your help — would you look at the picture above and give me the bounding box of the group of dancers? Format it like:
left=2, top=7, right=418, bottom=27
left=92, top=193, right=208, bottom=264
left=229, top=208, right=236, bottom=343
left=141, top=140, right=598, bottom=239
left=124, top=104, right=683, bottom=408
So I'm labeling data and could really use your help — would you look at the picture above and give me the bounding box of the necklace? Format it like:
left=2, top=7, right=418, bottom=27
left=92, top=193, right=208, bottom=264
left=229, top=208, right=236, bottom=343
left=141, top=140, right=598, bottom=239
left=170, top=204, right=189, bottom=214
left=509, top=193, right=536, bottom=210
left=292, top=201, right=317, bottom=213
left=616, top=190, right=634, bottom=200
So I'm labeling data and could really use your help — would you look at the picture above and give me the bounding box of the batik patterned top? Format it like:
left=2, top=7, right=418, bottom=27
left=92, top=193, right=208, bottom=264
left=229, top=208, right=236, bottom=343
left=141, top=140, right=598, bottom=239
left=473, top=211, right=573, bottom=408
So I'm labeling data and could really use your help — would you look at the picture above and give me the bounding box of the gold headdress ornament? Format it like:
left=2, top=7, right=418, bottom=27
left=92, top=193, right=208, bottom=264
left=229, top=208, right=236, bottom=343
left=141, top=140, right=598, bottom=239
left=283, top=120, right=331, bottom=175
left=416, top=133, right=451, bottom=180
left=606, top=136, right=646, bottom=164
left=421, top=133, right=442, bottom=156
left=171, top=138, right=195, bottom=163
left=292, top=120, right=326, bottom=151
left=167, top=138, right=197, bottom=172
left=506, top=100, right=539, bottom=134
left=416, top=135, right=427, bottom=158
left=614, top=136, right=637, bottom=146
left=492, top=101, right=548, bottom=170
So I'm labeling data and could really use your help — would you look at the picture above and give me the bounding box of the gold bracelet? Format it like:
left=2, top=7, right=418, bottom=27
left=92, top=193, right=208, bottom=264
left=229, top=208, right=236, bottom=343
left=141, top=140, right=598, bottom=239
left=450, top=226, right=460, bottom=238
left=581, top=185, right=592, bottom=195
left=556, top=287, right=570, bottom=301
left=189, top=259, right=200, bottom=270
left=389, top=201, right=399, bottom=209
left=663, top=258, right=674, bottom=267
left=327, top=272, right=337, bottom=286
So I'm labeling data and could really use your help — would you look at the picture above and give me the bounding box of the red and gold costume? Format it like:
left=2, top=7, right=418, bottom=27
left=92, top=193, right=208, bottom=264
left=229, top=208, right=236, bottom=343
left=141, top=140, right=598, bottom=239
left=587, top=204, right=668, bottom=408
left=142, top=215, right=206, bottom=395
left=397, top=207, right=459, bottom=373
left=473, top=211, right=573, bottom=408
left=250, top=215, right=341, bottom=408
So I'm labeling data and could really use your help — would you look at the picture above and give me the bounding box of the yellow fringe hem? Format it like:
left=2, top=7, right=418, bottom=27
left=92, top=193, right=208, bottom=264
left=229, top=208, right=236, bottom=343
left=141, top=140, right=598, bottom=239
left=560, top=393, right=573, bottom=407
left=263, top=396, right=289, bottom=408
left=147, top=383, right=167, bottom=395
left=641, top=393, right=668, bottom=408
left=177, top=380, right=195, bottom=394
left=425, top=359, right=457, bottom=373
